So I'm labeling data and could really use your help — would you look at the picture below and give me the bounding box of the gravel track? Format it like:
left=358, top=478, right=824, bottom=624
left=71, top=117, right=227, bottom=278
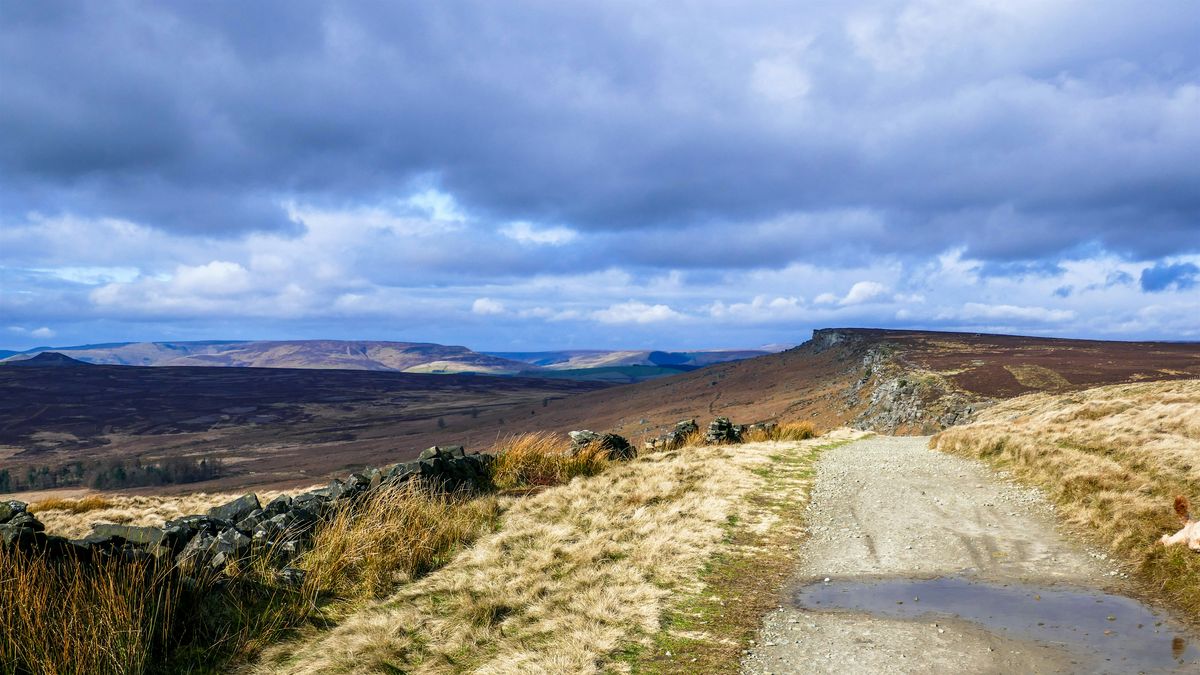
left=741, top=435, right=1189, bottom=674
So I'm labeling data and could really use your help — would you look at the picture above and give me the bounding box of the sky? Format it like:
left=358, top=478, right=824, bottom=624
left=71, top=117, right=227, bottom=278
left=1, top=1, right=1198, bottom=351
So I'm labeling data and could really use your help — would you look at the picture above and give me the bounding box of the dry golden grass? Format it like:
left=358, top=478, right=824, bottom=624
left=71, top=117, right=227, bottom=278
left=253, top=429, right=855, bottom=674
left=29, top=495, right=116, bottom=515
left=301, top=483, right=500, bottom=601
left=32, top=488, right=299, bottom=539
left=743, top=421, right=818, bottom=443
left=932, top=378, right=1200, bottom=615
left=486, top=432, right=608, bottom=491
left=0, top=547, right=180, bottom=675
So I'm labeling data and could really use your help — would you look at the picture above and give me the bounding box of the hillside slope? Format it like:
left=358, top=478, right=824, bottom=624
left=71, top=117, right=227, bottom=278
left=488, top=348, right=770, bottom=369
left=1, top=340, right=536, bottom=374
left=2, top=328, right=1196, bottom=494
left=485, top=328, right=1200, bottom=441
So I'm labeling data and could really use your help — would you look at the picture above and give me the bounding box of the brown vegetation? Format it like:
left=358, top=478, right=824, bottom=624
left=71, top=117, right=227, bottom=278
left=932, top=379, right=1200, bottom=616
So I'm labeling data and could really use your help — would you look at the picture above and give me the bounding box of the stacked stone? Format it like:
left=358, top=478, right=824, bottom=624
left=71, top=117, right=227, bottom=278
left=568, top=430, right=636, bottom=460
left=0, top=445, right=498, bottom=582
left=704, top=417, right=744, bottom=444
left=746, top=422, right=777, bottom=438
left=643, top=419, right=700, bottom=451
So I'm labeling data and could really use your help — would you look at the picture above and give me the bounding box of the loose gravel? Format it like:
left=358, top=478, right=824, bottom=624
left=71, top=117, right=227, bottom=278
left=740, top=435, right=1186, bottom=675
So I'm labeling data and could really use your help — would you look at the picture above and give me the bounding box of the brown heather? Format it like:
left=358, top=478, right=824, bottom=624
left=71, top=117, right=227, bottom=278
left=932, top=378, right=1200, bottom=616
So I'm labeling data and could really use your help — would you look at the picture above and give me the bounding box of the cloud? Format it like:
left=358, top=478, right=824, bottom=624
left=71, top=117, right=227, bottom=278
left=471, top=298, right=506, bottom=315
left=592, top=301, right=684, bottom=324
left=2, top=2, right=1200, bottom=348
left=841, top=281, right=891, bottom=305
left=1140, top=261, right=1199, bottom=292
left=500, top=222, right=579, bottom=246
left=6, top=326, right=55, bottom=339
left=956, top=303, right=1076, bottom=323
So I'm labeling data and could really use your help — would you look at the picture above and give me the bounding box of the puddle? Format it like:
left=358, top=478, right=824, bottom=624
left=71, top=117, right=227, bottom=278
left=795, top=576, right=1199, bottom=671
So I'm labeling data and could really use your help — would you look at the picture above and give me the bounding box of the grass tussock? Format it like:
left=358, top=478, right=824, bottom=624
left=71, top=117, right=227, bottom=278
left=2, top=481, right=499, bottom=674
left=487, top=431, right=608, bottom=491
left=29, top=494, right=116, bottom=515
left=932, top=379, right=1200, bottom=615
left=254, top=430, right=865, bottom=674
left=0, top=548, right=179, bottom=675
left=743, top=421, right=819, bottom=443
left=301, top=483, right=500, bottom=601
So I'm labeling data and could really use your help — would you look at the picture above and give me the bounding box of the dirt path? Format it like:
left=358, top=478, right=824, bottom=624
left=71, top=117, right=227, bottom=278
left=742, top=435, right=1198, bottom=674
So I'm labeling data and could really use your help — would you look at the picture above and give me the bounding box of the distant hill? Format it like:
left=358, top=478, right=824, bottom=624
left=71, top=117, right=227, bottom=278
left=1, top=352, right=91, bottom=367
left=487, top=349, right=771, bottom=370
left=0, top=340, right=537, bottom=375
left=477, top=328, right=1200, bottom=440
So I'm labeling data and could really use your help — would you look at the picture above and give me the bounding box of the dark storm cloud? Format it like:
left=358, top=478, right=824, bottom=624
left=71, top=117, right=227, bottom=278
left=2, top=0, right=1198, bottom=260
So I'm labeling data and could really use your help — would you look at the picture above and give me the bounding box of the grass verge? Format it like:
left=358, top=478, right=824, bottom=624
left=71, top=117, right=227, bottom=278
left=253, top=429, right=867, bottom=674
left=618, top=432, right=861, bottom=673
left=932, top=379, right=1200, bottom=617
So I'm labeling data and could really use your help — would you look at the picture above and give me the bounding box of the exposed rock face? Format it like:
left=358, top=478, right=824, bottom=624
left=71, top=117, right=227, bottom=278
left=845, top=343, right=986, bottom=434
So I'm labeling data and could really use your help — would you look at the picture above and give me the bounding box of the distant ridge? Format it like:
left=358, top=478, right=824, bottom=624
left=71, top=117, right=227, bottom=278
left=3, top=351, right=90, bottom=367
left=0, top=340, right=535, bottom=375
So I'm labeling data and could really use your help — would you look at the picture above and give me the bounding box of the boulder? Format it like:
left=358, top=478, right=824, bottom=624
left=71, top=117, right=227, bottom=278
left=207, top=494, right=261, bottom=524
left=570, top=431, right=635, bottom=460
left=0, top=500, right=27, bottom=524
left=0, top=523, right=41, bottom=548
left=89, top=523, right=166, bottom=547
left=5, top=512, right=43, bottom=532
left=263, top=495, right=292, bottom=515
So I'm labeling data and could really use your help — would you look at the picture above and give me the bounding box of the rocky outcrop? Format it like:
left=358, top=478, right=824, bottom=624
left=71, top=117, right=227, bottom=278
left=568, top=430, right=636, bottom=460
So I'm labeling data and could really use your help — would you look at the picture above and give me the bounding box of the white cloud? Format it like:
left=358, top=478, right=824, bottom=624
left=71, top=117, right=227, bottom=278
left=6, top=326, right=55, bottom=339
left=500, top=221, right=579, bottom=246
left=172, top=261, right=252, bottom=296
left=592, top=301, right=684, bottom=324
left=471, top=297, right=507, bottom=315
left=956, top=302, right=1076, bottom=323
left=709, top=295, right=806, bottom=322
left=842, top=281, right=891, bottom=305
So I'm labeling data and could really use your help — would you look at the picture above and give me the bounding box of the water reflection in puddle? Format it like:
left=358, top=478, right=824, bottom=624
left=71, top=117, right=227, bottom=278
left=795, top=576, right=1198, bottom=671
